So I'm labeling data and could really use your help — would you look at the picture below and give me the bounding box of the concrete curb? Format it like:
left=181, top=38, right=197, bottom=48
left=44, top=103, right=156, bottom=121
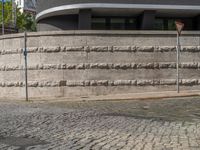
left=24, top=90, right=200, bottom=103
left=1, top=90, right=200, bottom=103
left=76, top=91, right=200, bottom=102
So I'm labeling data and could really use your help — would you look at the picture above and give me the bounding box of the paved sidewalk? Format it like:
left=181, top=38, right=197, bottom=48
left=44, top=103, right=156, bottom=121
left=80, top=90, right=200, bottom=101
left=1, top=90, right=200, bottom=103
left=1, top=97, right=200, bottom=149
left=35, top=90, right=200, bottom=103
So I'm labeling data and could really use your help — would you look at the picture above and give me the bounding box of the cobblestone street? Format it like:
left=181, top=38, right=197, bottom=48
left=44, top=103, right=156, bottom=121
left=1, top=97, right=200, bottom=150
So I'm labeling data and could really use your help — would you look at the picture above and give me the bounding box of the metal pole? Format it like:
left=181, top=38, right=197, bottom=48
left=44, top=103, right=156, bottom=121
left=176, top=33, right=180, bottom=93
left=2, top=0, right=4, bottom=35
left=24, top=31, right=28, bottom=101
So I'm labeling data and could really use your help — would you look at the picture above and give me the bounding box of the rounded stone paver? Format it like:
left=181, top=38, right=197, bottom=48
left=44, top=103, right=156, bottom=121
left=0, top=97, right=200, bottom=150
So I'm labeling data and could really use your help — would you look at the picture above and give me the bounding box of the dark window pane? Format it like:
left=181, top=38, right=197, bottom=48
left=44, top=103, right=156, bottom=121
left=110, top=18, right=125, bottom=30
left=92, top=18, right=106, bottom=30
left=126, top=19, right=137, bottom=30
left=155, top=19, right=164, bottom=30
left=92, top=17, right=137, bottom=30
left=168, top=19, right=176, bottom=30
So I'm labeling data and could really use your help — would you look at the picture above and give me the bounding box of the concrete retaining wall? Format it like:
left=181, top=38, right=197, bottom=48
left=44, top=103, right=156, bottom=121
left=0, top=30, right=200, bottom=99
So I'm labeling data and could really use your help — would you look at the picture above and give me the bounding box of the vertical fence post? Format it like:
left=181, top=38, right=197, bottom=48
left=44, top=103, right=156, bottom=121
left=24, top=31, right=28, bottom=101
left=176, top=33, right=180, bottom=93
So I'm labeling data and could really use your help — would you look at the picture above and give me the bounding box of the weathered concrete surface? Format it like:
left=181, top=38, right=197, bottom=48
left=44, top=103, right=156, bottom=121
left=1, top=97, right=200, bottom=149
left=0, top=31, right=200, bottom=99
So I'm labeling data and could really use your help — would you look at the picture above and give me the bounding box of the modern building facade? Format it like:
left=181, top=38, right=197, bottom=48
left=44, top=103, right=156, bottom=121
left=15, top=0, right=36, bottom=13
left=36, top=0, right=200, bottom=31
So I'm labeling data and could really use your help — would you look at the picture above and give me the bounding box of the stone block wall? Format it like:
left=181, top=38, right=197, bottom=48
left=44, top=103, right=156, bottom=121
left=0, top=31, right=200, bottom=99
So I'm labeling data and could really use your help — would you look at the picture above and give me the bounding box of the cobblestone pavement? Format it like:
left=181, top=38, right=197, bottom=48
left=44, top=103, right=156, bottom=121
left=1, top=97, right=200, bottom=150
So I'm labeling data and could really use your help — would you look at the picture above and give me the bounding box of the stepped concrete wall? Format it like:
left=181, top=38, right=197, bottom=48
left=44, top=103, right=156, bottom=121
left=0, top=30, right=200, bottom=99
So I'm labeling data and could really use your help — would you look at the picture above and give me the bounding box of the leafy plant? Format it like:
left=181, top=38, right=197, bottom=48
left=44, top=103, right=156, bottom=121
left=0, top=1, right=36, bottom=32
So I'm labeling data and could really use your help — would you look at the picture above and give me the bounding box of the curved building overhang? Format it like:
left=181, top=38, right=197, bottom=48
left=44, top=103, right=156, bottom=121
left=36, top=3, right=200, bottom=22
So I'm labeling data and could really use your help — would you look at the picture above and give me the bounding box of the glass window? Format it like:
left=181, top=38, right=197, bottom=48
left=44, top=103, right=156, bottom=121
left=126, top=19, right=137, bottom=30
left=110, top=18, right=125, bottom=30
left=155, top=19, right=164, bottom=30
left=92, top=18, right=106, bottom=30
left=92, top=17, right=138, bottom=30
left=168, top=19, right=176, bottom=30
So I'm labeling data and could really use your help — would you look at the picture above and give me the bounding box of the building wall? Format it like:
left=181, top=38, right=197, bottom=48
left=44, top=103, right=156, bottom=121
left=15, top=0, right=36, bottom=13
left=0, top=31, right=200, bottom=100
left=15, top=0, right=24, bottom=8
left=37, top=15, right=78, bottom=31
left=36, top=0, right=200, bottom=31
left=37, top=0, right=200, bottom=13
